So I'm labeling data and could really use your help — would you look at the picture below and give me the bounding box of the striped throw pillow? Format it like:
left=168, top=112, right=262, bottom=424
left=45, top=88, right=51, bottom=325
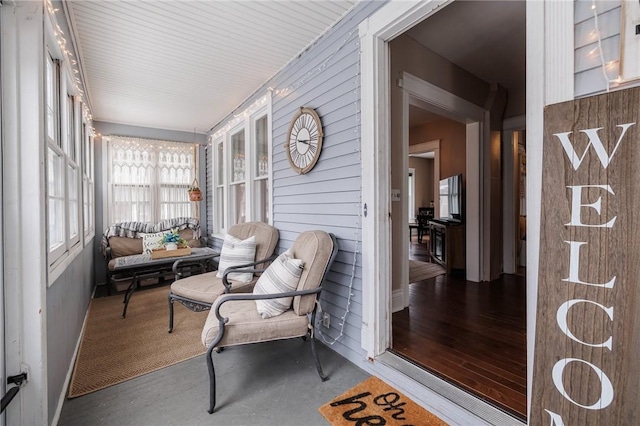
left=216, top=234, right=257, bottom=283
left=254, top=248, right=304, bottom=319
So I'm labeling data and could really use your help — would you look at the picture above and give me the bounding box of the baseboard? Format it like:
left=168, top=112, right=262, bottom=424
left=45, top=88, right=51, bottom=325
left=391, top=289, right=405, bottom=313
left=51, top=286, right=95, bottom=426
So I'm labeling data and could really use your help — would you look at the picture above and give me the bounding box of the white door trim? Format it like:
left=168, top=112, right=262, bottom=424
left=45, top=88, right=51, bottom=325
left=402, top=139, right=439, bottom=310
left=502, top=115, right=526, bottom=275
left=526, top=0, right=573, bottom=417
left=360, top=0, right=574, bottom=421
left=1, top=4, right=48, bottom=425
left=402, top=72, right=485, bottom=285
left=0, top=6, right=5, bottom=425
left=408, top=138, right=440, bottom=219
left=359, top=0, right=451, bottom=359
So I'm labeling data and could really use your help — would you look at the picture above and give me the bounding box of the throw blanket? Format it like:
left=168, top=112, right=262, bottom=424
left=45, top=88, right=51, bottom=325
left=101, top=217, right=201, bottom=257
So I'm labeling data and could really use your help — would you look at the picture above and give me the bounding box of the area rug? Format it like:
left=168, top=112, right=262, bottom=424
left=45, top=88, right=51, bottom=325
left=67, top=286, right=208, bottom=398
left=319, top=376, right=448, bottom=425
left=409, top=260, right=446, bottom=283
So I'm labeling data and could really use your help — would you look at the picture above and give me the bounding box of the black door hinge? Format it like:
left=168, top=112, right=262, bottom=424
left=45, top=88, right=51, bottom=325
left=1, top=372, right=28, bottom=414
left=8, top=373, right=27, bottom=386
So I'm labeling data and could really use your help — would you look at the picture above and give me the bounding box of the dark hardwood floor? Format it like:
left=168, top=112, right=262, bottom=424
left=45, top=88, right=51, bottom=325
left=392, top=236, right=527, bottom=421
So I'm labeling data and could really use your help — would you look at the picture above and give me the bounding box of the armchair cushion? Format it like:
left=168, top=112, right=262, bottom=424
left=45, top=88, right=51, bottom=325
left=253, top=248, right=304, bottom=318
left=290, top=230, right=335, bottom=315
left=216, top=234, right=257, bottom=283
left=171, top=272, right=256, bottom=304
left=202, top=299, right=308, bottom=348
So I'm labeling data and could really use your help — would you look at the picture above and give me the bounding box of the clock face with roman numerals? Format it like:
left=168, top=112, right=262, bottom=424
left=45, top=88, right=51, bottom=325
left=285, top=107, right=323, bottom=174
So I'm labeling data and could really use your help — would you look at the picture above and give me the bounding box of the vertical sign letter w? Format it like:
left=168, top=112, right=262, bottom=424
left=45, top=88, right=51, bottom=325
left=554, top=123, right=635, bottom=170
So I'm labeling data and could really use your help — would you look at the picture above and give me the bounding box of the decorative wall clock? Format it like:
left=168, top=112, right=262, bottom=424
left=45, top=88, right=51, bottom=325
left=285, top=107, right=323, bottom=174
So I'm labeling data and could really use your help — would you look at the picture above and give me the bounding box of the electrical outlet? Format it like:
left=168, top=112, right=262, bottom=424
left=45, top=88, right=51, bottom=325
left=322, top=312, right=330, bottom=328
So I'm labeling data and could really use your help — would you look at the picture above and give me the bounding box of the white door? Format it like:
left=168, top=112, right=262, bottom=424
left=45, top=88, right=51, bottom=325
left=0, top=5, right=28, bottom=424
left=0, top=148, right=5, bottom=426
left=0, top=7, right=6, bottom=421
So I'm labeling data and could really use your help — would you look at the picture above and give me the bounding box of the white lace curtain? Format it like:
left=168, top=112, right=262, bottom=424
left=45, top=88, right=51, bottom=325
left=106, top=136, right=197, bottom=225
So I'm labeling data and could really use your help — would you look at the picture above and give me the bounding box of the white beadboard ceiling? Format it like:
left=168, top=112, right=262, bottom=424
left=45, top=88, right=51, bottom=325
left=66, top=0, right=358, bottom=133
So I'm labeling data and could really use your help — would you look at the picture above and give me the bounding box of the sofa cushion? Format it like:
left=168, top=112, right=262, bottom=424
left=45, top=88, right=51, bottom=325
left=108, top=236, right=143, bottom=258
left=253, top=249, right=304, bottom=319
left=178, top=229, right=201, bottom=248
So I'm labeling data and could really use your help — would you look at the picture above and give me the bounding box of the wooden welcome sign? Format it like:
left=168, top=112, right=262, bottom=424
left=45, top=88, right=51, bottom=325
left=531, top=87, right=640, bottom=424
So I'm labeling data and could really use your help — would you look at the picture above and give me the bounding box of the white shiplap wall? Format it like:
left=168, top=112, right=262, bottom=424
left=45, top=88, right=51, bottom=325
left=575, top=0, right=622, bottom=97
left=65, top=0, right=358, bottom=133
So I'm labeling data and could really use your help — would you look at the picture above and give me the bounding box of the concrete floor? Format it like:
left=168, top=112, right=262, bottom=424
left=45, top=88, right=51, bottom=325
left=58, top=338, right=369, bottom=426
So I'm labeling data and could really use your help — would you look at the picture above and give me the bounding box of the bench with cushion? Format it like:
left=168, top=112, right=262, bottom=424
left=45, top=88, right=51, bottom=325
left=101, top=217, right=203, bottom=292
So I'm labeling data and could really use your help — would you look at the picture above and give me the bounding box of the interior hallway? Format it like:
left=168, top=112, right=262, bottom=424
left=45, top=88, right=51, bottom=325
left=392, top=237, right=527, bottom=421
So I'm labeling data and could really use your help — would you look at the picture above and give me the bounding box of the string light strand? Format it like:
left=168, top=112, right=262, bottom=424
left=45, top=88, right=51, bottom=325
left=212, top=95, right=268, bottom=139
left=270, top=26, right=359, bottom=98
left=46, top=0, right=95, bottom=134
left=591, top=0, right=611, bottom=92
left=317, top=36, right=361, bottom=346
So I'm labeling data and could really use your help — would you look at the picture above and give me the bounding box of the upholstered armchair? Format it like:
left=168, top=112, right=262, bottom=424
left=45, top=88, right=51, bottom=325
left=201, top=230, right=338, bottom=414
left=168, top=222, right=279, bottom=332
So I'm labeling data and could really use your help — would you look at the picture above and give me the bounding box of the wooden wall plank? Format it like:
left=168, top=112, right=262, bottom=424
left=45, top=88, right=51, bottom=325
left=531, top=87, right=640, bottom=424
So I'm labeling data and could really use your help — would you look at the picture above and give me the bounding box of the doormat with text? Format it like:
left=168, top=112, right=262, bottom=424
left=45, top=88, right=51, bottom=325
left=319, top=376, right=448, bottom=425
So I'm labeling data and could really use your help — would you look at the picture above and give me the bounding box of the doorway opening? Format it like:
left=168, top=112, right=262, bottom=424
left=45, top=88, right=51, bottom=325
left=386, top=0, right=527, bottom=421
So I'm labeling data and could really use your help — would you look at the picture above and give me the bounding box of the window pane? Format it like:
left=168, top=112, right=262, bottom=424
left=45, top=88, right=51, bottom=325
left=159, top=184, right=191, bottom=220
left=230, top=183, right=245, bottom=224
left=231, top=130, right=245, bottom=182
left=48, top=147, right=65, bottom=251
left=112, top=158, right=153, bottom=223
left=67, top=95, right=76, bottom=160
left=46, top=59, right=55, bottom=140
left=82, top=123, right=88, bottom=175
left=83, top=177, right=90, bottom=234
left=68, top=164, right=79, bottom=239
left=255, top=116, right=268, bottom=178
left=253, top=179, right=269, bottom=223
left=90, top=181, right=94, bottom=230
left=108, top=137, right=197, bottom=224
left=158, top=152, right=192, bottom=220
left=215, top=187, right=225, bottom=230
left=45, top=55, right=59, bottom=145
left=216, top=142, right=224, bottom=183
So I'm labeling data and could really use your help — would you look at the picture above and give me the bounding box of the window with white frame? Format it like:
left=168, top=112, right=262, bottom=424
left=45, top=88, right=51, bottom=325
left=46, top=46, right=87, bottom=268
left=253, top=115, right=269, bottom=223
left=45, top=9, right=94, bottom=280
left=66, top=94, right=80, bottom=246
left=82, top=121, right=95, bottom=240
left=230, top=128, right=246, bottom=224
left=212, top=98, right=270, bottom=234
left=46, top=51, right=66, bottom=262
left=214, top=136, right=225, bottom=231
left=105, top=136, right=197, bottom=225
